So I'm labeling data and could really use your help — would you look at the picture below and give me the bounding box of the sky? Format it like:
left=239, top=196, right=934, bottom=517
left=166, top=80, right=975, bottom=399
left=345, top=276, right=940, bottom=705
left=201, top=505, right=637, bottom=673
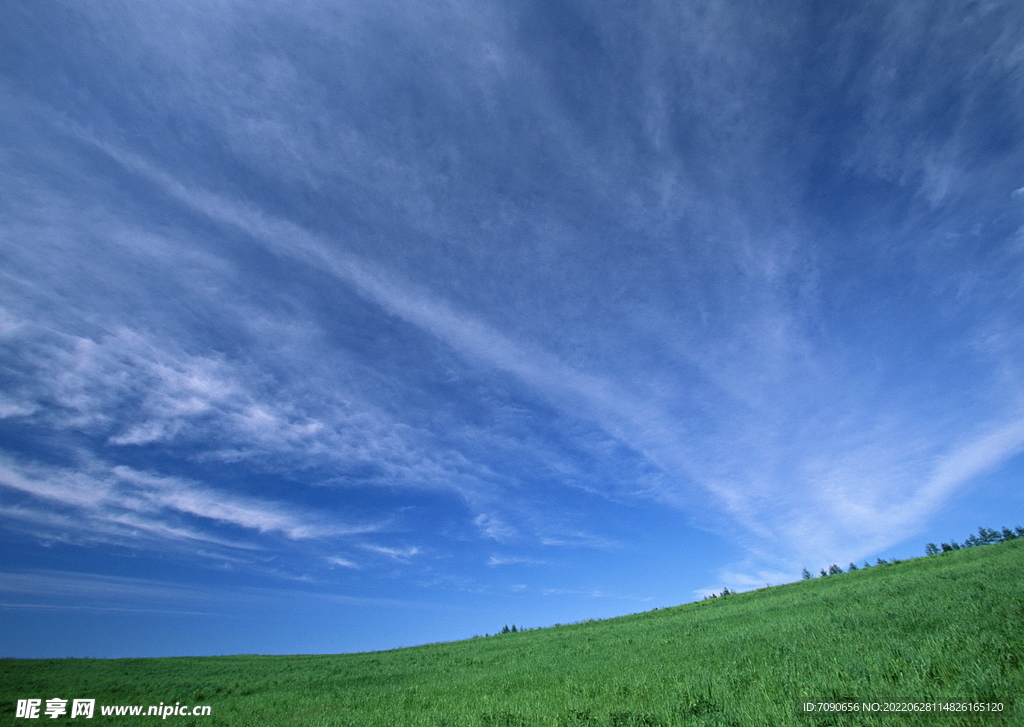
left=2, top=0, right=1024, bottom=658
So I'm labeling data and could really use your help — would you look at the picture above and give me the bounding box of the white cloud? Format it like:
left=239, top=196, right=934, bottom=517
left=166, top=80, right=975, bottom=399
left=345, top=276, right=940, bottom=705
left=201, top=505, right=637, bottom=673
left=902, top=416, right=1024, bottom=522
left=538, top=532, right=619, bottom=550
left=474, top=514, right=516, bottom=543
left=0, top=568, right=428, bottom=613
left=539, top=587, right=651, bottom=602
left=487, top=555, right=543, bottom=567
left=0, top=570, right=219, bottom=614
left=0, top=302, right=482, bottom=494
left=326, top=556, right=358, bottom=569
left=0, top=454, right=377, bottom=555
left=0, top=395, right=36, bottom=419
left=110, top=465, right=363, bottom=539
left=359, top=544, right=421, bottom=562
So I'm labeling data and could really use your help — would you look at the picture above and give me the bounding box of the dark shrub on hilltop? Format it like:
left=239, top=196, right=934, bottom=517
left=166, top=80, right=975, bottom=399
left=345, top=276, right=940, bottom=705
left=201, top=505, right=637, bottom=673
left=800, top=524, right=1023, bottom=581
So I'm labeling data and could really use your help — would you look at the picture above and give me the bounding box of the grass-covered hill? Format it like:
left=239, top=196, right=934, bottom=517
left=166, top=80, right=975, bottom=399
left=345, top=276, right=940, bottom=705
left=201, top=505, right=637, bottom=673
left=3, top=538, right=1022, bottom=727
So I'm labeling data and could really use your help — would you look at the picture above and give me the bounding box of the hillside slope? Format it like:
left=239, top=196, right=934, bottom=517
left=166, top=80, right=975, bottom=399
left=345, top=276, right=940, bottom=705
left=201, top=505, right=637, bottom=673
left=3, top=539, right=1022, bottom=726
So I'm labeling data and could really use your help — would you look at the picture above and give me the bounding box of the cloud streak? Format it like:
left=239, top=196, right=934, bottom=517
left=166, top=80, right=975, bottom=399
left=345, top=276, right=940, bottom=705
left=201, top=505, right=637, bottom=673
left=0, top=453, right=379, bottom=559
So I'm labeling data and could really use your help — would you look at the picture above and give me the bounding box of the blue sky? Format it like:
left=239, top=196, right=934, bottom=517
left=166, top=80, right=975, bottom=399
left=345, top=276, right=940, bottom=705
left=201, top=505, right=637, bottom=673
left=3, top=0, right=1024, bottom=658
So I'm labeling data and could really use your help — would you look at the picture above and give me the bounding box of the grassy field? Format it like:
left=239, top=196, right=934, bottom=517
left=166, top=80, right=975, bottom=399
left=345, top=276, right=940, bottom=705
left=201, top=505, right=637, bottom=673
left=3, top=539, right=1022, bottom=726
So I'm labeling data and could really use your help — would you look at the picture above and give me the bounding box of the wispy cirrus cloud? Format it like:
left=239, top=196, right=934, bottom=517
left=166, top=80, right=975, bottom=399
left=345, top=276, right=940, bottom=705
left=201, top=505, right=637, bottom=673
left=359, top=544, right=421, bottom=563
left=487, top=555, right=544, bottom=567
left=474, top=514, right=516, bottom=543
left=0, top=453, right=379, bottom=557
left=62, top=130, right=1024, bottom=581
left=0, top=568, right=436, bottom=615
left=326, top=556, right=359, bottom=569
left=0, top=305, right=483, bottom=490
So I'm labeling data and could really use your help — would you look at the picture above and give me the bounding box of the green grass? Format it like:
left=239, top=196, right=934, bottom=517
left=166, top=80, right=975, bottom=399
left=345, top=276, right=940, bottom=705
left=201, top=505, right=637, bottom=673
left=3, top=540, right=1022, bottom=726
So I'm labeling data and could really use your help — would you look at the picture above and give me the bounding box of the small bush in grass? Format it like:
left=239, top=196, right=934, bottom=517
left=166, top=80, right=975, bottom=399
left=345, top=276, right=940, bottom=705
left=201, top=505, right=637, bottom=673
left=976, top=527, right=992, bottom=544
